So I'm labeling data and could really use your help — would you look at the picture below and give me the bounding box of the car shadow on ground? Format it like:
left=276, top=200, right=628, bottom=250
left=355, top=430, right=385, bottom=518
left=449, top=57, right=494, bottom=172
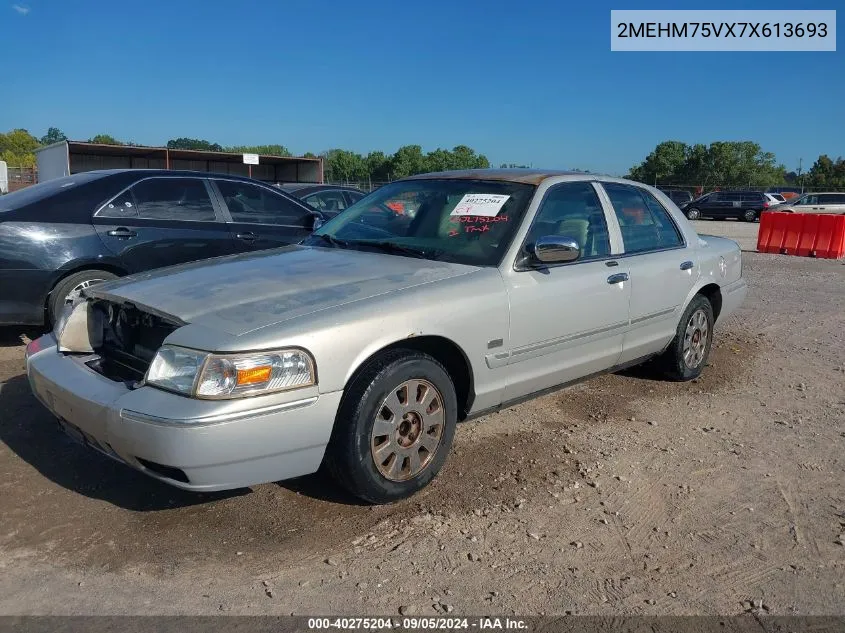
left=0, top=373, right=248, bottom=512
left=277, top=471, right=369, bottom=506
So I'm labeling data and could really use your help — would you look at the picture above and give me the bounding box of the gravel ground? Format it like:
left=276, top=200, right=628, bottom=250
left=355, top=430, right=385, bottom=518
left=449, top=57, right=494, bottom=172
left=0, top=221, right=843, bottom=616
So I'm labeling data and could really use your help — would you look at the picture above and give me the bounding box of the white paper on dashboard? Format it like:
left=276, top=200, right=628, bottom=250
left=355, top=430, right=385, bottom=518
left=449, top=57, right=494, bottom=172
left=449, top=194, right=510, bottom=217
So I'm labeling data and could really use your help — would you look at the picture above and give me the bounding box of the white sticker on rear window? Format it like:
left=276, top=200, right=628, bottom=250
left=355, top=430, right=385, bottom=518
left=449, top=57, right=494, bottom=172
left=450, top=193, right=510, bottom=217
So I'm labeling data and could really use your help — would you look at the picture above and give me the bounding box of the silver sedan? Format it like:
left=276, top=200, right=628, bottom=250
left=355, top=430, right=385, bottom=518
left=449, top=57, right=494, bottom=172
left=26, top=169, right=747, bottom=503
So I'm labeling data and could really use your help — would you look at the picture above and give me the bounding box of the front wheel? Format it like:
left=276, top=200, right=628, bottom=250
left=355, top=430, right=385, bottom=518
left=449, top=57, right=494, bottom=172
left=742, top=208, right=758, bottom=222
left=654, top=295, right=714, bottom=382
left=324, top=350, right=458, bottom=504
left=685, top=207, right=701, bottom=220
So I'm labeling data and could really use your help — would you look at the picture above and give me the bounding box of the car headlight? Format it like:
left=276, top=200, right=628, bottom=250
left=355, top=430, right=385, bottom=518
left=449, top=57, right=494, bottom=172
left=145, top=346, right=316, bottom=399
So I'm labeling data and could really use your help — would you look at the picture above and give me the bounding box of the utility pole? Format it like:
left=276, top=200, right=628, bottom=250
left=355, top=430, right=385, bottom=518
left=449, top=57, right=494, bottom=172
left=796, top=158, right=804, bottom=194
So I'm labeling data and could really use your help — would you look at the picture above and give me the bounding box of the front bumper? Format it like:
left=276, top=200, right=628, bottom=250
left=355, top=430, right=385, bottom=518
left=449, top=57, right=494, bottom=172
left=25, top=335, right=342, bottom=491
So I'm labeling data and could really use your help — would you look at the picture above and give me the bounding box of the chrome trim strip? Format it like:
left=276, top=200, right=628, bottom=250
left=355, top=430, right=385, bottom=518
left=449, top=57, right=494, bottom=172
left=512, top=320, right=628, bottom=358
left=120, top=396, right=319, bottom=427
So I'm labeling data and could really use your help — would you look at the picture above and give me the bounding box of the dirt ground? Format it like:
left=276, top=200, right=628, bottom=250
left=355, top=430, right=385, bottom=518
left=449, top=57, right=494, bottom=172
left=0, top=220, right=843, bottom=616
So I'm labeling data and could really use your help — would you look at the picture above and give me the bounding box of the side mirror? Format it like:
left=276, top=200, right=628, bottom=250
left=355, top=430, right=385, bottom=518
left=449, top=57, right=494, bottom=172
left=532, top=235, right=581, bottom=265
left=310, top=212, right=324, bottom=231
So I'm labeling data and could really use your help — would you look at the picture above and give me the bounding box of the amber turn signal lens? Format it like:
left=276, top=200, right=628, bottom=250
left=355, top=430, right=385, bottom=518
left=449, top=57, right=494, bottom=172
left=236, top=366, right=272, bottom=386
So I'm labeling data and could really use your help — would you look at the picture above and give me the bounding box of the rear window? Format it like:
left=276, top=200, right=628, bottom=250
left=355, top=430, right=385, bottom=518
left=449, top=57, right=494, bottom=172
left=0, top=172, right=105, bottom=212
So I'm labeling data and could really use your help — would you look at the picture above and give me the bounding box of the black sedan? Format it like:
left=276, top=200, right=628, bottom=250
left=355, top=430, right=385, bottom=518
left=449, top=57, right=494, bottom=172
left=0, top=169, right=322, bottom=326
left=279, top=183, right=367, bottom=218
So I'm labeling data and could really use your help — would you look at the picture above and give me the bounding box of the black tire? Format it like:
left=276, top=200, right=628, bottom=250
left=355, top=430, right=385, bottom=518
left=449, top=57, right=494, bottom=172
left=324, top=349, right=458, bottom=504
left=654, top=294, right=714, bottom=382
left=685, top=207, right=701, bottom=220
left=48, top=270, right=118, bottom=325
left=741, top=208, right=758, bottom=222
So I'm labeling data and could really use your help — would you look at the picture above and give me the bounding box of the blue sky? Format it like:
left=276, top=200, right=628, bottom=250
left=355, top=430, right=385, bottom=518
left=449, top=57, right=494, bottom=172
left=1, top=0, right=842, bottom=174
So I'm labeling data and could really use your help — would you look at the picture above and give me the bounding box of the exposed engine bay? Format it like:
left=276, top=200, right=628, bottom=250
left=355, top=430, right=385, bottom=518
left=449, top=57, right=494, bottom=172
left=58, top=300, right=180, bottom=386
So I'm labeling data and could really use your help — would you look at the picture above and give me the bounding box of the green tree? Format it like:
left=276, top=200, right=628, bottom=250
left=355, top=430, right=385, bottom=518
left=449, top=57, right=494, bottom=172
left=167, top=137, right=223, bottom=151
left=88, top=134, right=123, bottom=145
left=629, top=140, right=786, bottom=188
left=40, top=127, right=67, bottom=146
left=0, top=128, right=40, bottom=167
left=388, top=145, right=427, bottom=179
left=303, top=152, right=317, bottom=159
left=225, top=144, right=291, bottom=157
left=365, top=151, right=391, bottom=181
left=323, top=149, right=367, bottom=182
left=628, top=140, right=688, bottom=185
left=804, top=154, right=845, bottom=189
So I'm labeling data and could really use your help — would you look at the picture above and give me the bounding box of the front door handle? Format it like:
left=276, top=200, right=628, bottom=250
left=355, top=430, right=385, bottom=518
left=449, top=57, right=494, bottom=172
left=236, top=232, right=257, bottom=242
left=106, top=227, right=137, bottom=239
left=607, top=272, right=629, bottom=284
left=680, top=260, right=694, bottom=271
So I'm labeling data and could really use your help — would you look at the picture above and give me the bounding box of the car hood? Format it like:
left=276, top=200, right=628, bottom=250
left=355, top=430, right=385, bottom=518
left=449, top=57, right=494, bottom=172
left=85, top=245, right=479, bottom=336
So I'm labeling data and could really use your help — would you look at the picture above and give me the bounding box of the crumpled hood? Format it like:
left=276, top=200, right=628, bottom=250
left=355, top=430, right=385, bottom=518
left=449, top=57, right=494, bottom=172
left=85, top=245, right=478, bottom=336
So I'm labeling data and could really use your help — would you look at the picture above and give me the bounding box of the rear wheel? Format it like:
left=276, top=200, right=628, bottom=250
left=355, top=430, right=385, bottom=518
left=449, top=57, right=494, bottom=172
left=685, top=207, right=701, bottom=220
left=654, top=295, right=714, bottom=382
left=742, top=208, right=758, bottom=222
left=48, top=270, right=117, bottom=325
left=324, top=350, right=458, bottom=504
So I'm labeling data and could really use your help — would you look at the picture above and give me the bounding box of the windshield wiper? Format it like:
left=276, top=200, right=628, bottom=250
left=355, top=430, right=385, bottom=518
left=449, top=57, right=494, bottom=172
left=357, top=241, right=441, bottom=260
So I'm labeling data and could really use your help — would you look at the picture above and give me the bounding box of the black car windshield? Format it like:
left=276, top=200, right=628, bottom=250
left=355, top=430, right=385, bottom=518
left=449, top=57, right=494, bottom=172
left=303, top=179, right=536, bottom=267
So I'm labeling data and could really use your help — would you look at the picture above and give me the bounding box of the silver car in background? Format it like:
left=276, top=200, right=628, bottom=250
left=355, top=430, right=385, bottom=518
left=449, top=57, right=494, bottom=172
left=769, top=192, right=845, bottom=214
left=26, top=169, right=747, bottom=503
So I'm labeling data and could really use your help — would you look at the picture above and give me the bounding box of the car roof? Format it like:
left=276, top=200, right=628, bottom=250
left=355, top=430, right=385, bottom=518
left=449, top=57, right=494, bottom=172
left=401, top=168, right=596, bottom=185
left=280, top=183, right=362, bottom=192
left=68, top=168, right=284, bottom=185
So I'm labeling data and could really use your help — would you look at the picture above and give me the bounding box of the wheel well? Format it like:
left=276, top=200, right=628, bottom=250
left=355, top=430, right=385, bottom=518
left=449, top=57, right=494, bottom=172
left=697, top=283, right=723, bottom=321
left=350, top=336, right=475, bottom=420
left=44, top=264, right=127, bottom=311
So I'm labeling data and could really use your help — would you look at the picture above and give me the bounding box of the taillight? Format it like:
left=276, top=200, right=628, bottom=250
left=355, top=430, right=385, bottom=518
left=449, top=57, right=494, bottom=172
left=762, top=202, right=769, bottom=209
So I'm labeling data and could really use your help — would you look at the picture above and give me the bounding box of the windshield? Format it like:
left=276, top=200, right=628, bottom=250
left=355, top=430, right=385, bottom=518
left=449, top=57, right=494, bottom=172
left=302, top=179, right=536, bottom=267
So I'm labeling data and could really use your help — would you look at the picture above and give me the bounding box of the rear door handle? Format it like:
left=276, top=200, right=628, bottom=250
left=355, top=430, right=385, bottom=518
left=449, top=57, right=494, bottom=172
left=607, top=272, right=629, bottom=284
left=680, top=260, right=694, bottom=271
left=236, top=232, right=257, bottom=242
left=106, top=228, right=137, bottom=239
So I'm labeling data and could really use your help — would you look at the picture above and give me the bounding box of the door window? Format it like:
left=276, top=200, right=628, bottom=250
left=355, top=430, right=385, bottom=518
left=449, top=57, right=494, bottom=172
left=346, top=190, right=366, bottom=204
left=129, top=178, right=216, bottom=221
left=603, top=183, right=683, bottom=253
left=303, top=190, right=348, bottom=213
left=216, top=180, right=311, bottom=226
left=97, top=190, right=138, bottom=218
left=818, top=194, right=845, bottom=205
left=525, top=182, right=610, bottom=260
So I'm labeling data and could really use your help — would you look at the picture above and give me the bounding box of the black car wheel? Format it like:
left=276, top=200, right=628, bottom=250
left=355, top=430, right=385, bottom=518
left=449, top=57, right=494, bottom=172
left=324, top=349, right=458, bottom=504
left=654, top=294, right=714, bottom=382
left=742, top=208, right=758, bottom=222
left=48, top=270, right=118, bottom=325
left=685, top=207, right=701, bottom=220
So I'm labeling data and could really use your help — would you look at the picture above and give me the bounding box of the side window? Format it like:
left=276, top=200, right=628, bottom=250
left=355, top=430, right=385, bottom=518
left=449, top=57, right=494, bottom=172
left=305, top=191, right=348, bottom=213
left=130, top=178, right=216, bottom=221
left=346, top=190, right=366, bottom=204
left=97, top=190, right=138, bottom=218
left=525, top=182, right=609, bottom=260
left=216, top=180, right=311, bottom=226
left=818, top=194, right=844, bottom=205
left=638, top=189, right=684, bottom=248
left=603, top=183, right=682, bottom=254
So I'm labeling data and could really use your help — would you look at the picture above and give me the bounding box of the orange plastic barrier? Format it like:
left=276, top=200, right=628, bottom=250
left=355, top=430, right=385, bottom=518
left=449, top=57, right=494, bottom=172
left=757, top=212, right=845, bottom=259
